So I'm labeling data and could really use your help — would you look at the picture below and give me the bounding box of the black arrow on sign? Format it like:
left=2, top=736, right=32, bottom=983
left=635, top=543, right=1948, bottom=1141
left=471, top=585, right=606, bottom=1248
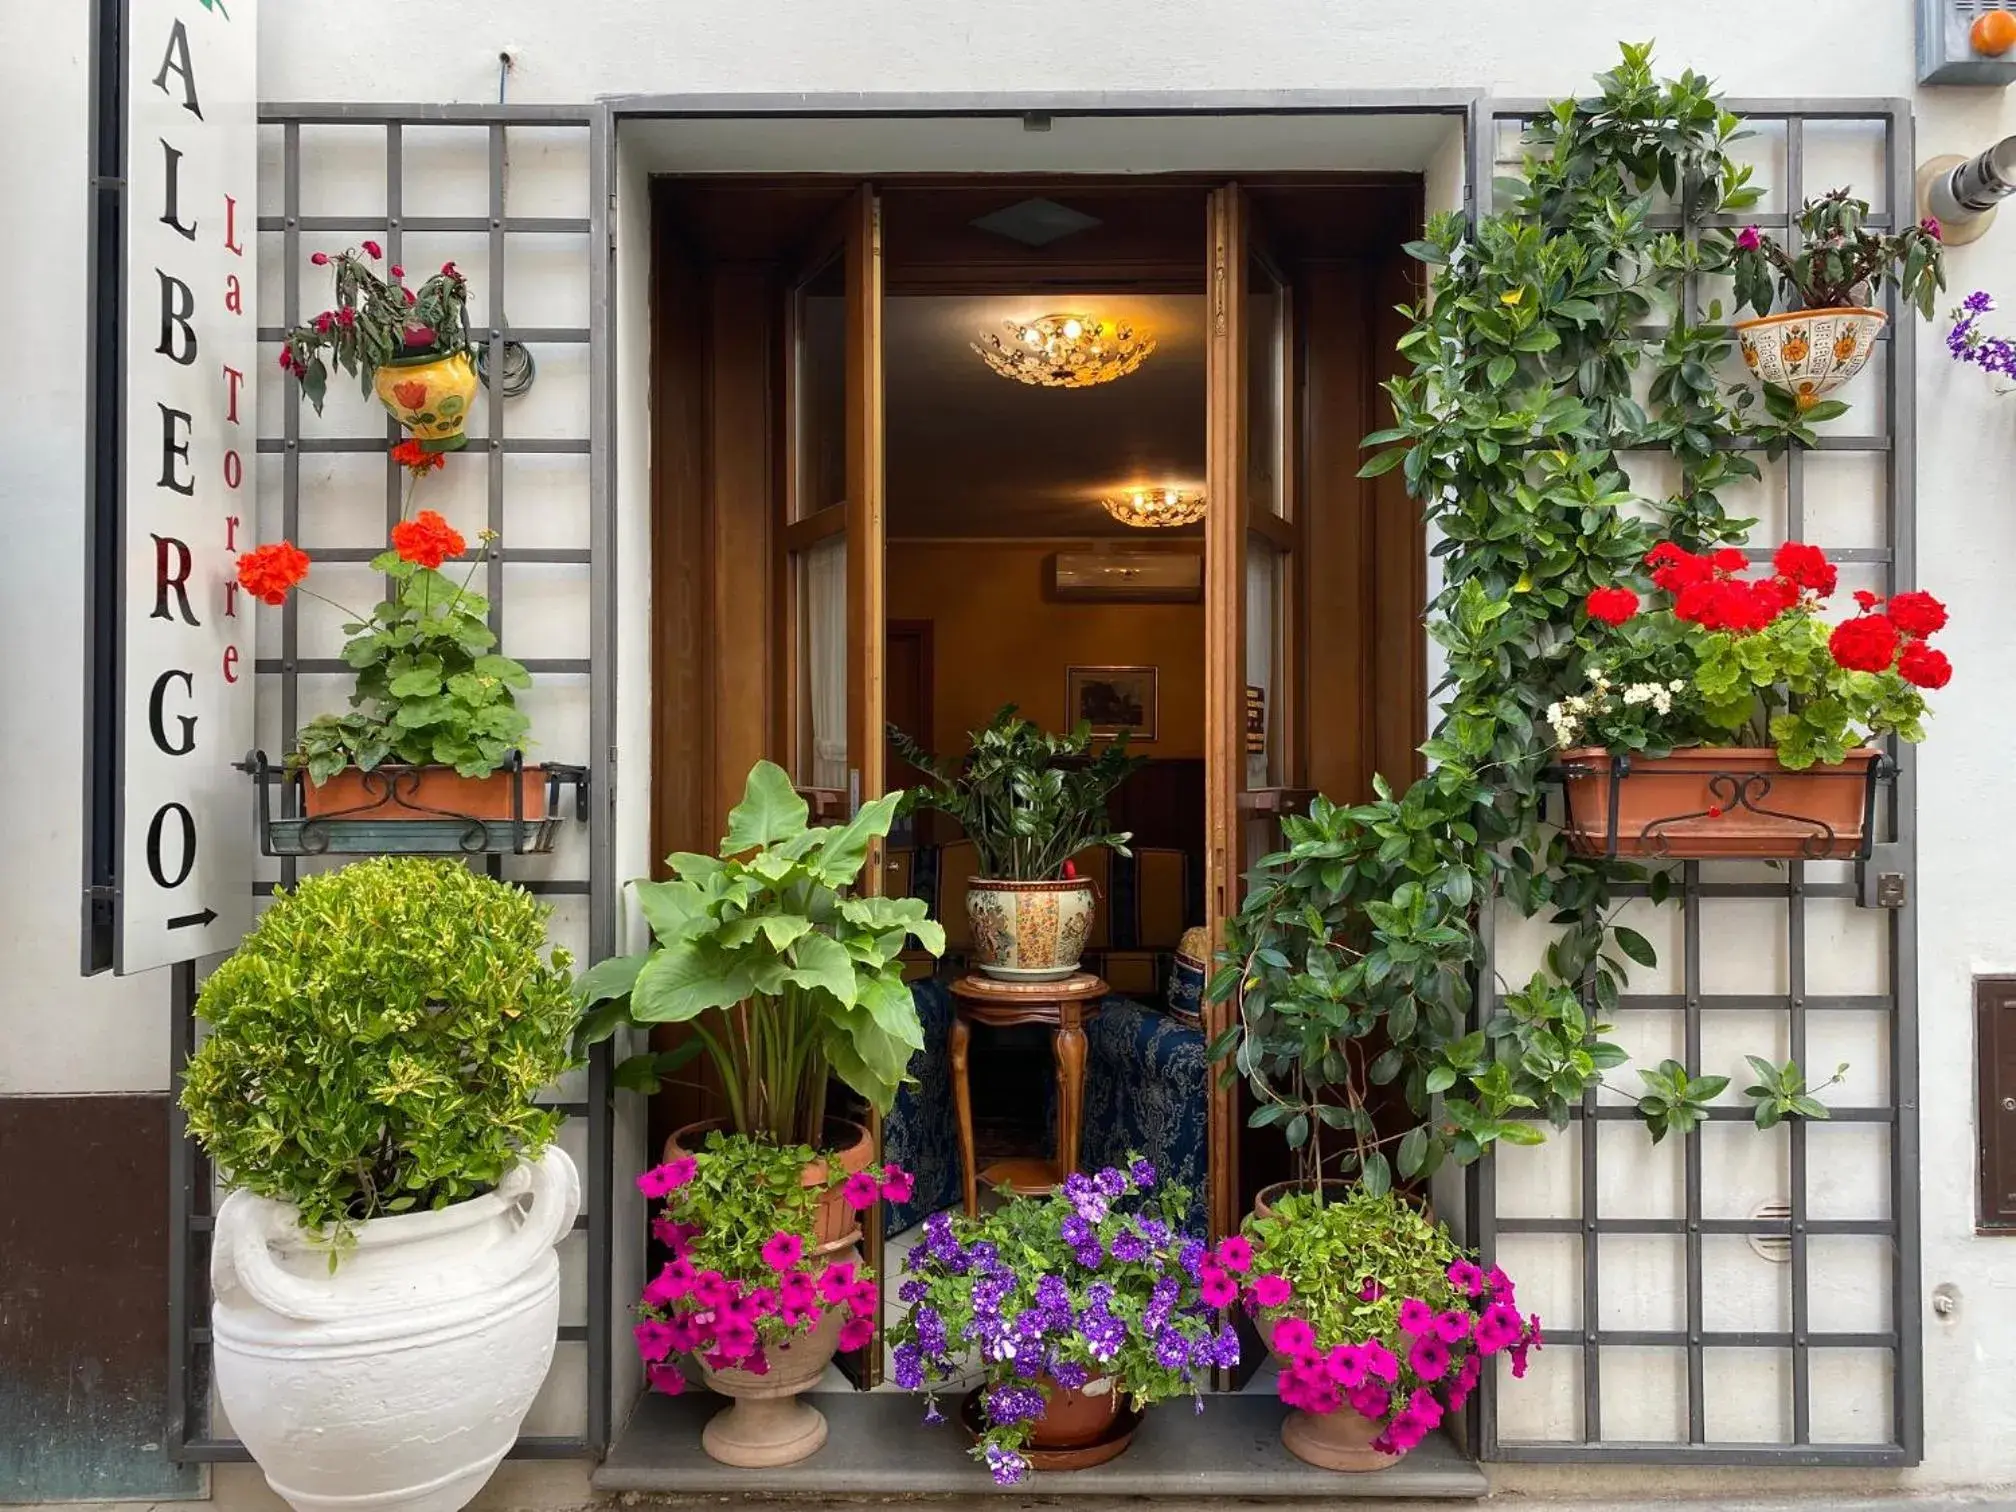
left=168, top=907, right=217, bottom=929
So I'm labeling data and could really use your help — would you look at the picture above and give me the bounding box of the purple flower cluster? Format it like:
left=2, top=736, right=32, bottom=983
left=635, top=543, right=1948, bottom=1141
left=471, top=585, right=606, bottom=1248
left=885, top=1159, right=1233, bottom=1485
left=1949, top=291, right=2016, bottom=383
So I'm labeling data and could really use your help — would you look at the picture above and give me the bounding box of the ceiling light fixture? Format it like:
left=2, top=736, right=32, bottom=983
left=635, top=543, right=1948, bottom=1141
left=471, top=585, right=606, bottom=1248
left=1101, top=488, right=1206, bottom=529
left=972, top=313, right=1155, bottom=388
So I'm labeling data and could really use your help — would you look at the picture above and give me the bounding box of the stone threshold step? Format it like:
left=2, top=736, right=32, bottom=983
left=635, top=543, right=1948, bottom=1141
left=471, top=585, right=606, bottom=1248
left=595, top=1391, right=1487, bottom=1498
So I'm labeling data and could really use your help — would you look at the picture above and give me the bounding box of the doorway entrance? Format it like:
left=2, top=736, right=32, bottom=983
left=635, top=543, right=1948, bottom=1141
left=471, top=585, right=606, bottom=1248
left=648, top=170, right=1428, bottom=1360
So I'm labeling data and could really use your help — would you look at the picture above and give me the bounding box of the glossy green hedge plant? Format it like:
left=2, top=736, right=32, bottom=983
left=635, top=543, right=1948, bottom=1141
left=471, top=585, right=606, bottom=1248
left=575, top=760, right=944, bottom=1146
left=179, top=858, right=578, bottom=1242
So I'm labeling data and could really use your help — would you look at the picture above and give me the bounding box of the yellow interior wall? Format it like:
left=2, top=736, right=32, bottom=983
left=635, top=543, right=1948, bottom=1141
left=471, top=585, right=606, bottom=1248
left=885, top=541, right=1205, bottom=760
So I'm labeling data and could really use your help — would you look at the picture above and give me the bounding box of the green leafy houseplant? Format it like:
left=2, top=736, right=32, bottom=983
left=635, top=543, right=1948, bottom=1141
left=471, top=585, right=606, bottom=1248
left=887, top=1161, right=1232, bottom=1485
left=279, top=245, right=472, bottom=416
left=1721, top=190, right=1946, bottom=319
left=575, top=760, right=945, bottom=1143
left=1238, top=1188, right=1538, bottom=1455
left=178, top=858, right=578, bottom=1242
left=889, top=705, right=1145, bottom=879
left=236, top=501, right=534, bottom=785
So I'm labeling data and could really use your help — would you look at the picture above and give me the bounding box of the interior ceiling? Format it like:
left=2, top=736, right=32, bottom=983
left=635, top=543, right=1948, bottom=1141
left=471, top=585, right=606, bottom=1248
left=885, top=291, right=1206, bottom=540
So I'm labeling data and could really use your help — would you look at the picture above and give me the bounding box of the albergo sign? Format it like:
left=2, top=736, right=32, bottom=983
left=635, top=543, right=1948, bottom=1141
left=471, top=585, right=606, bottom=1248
left=85, top=0, right=257, bottom=974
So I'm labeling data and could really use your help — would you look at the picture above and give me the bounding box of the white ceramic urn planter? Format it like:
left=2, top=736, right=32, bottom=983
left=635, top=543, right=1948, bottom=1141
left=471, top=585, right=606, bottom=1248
left=211, top=1146, right=580, bottom=1512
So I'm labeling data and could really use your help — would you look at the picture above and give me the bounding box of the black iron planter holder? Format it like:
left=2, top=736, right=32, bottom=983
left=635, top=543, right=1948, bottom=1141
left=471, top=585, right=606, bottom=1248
left=1547, top=751, right=1895, bottom=862
left=244, top=750, right=589, bottom=857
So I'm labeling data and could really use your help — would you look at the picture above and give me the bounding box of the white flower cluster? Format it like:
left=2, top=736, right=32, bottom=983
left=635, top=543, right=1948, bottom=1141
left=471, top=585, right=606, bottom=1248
left=1547, top=667, right=1689, bottom=748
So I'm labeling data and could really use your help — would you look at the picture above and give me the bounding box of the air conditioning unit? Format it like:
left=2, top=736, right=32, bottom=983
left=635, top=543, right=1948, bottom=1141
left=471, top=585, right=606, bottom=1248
left=1049, top=550, right=1203, bottom=604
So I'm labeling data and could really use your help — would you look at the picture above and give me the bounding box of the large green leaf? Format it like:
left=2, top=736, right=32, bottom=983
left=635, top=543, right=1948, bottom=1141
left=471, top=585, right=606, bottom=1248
left=782, top=931, right=858, bottom=1009
left=629, top=941, right=754, bottom=1022
left=858, top=970, right=925, bottom=1052
left=812, top=792, right=902, bottom=886
left=839, top=895, right=946, bottom=957
left=722, top=759, right=809, bottom=852
left=632, top=878, right=710, bottom=941
left=574, top=951, right=649, bottom=1007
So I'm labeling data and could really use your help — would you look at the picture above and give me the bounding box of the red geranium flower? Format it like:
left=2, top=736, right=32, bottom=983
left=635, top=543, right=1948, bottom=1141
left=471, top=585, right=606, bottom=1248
left=390, top=438, right=446, bottom=475
left=361, top=240, right=383, bottom=259
left=1646, top=542, right=1713, bottom=593
left=1854, top=590, right=1880, bottom=611
left=1898, top=641, right=1952, bottom=689
left=236, top=541, right=310, bottom=606
left=1711, top=547, right=1748, bottom=574
left=1886, top=590, right=1948, bottom=638
left=1584, top=586, right=1640, bottom=626
left=390, top=509, right=466, bottom=570
left=1829, top=613, right=1900, bottom=674
left=1772, top=541, right=1837, bottom=597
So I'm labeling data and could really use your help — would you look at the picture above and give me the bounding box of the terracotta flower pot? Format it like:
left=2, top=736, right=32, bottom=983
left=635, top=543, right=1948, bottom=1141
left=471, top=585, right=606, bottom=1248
left=1731, top=307, right=1885, bottom=410
left=1558, top=746, right=1879, bottom=860
left=1254, top=1314, right=1401, bottom=1473
left=695, top=1247, right=854, bottom=1467
left=966, top=877, right=1096, bottom=982
left=301, top=763, right=548, bottom=822
left=374, top=349, right=479, bottom=451
left=667, top=1118, right=875, bottom=1249
left=1027, top=1376, right=1123, bottom=1450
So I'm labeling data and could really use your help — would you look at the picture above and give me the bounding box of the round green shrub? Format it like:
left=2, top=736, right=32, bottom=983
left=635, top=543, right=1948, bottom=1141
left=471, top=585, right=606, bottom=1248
left=180, top=857, right=579, bottom=1238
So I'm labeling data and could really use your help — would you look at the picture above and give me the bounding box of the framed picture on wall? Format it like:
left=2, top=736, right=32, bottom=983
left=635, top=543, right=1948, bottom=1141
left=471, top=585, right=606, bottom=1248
left=1066, top=665, right=1158, bottom=742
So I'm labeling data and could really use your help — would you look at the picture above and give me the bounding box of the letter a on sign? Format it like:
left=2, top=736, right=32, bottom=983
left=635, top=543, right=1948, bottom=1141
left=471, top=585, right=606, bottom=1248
left=105, top=0, right=259, bottom=973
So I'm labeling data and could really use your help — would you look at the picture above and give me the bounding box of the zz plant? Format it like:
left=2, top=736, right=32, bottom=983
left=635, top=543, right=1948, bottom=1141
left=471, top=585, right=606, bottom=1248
left=1215, top=44, right=1832, bottom=1182
left=575, top=760, right=944, bottom=1143
left=179, top=858, right=578, bottom=1243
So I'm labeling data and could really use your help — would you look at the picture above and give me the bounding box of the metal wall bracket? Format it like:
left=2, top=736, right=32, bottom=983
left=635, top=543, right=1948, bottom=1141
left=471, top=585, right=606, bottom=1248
left=1859, top=843, right=1910, bottom=909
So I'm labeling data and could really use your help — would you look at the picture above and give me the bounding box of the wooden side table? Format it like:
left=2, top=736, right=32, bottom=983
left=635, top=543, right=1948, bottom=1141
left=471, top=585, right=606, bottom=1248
left=947, top=971, right=1109, bottom=1217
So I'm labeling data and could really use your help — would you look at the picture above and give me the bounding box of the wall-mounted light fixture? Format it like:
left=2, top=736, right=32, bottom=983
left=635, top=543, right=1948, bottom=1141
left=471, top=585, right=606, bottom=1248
left=1919, top=138, right=2016, bottom=245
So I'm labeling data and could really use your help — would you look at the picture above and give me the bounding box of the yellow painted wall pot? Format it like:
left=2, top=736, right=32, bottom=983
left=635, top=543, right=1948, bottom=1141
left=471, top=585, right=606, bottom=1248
left=373, top=348, right=479, bottom=450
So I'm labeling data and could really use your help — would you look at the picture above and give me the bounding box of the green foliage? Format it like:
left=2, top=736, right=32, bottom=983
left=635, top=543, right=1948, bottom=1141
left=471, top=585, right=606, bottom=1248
left=295, top=550, right=532, bottom=783
left=282, top=250, right=472, bottom=414
left=577, top=760, right=944, bottom=1144
left=1633, top=1059, right=1729, bottom=1142
left=1719, top=188, right=1946, bottom=319
left=890, top=705, right=1145, bottom=879
left=1240, top=1187, right=1461, bottom=1347
left=179, top=858, right=578, bottom=1243
left=1694, top=615, right=1926, bottom=768
left=1215, top=43, right=1822, bottom=1161
left=1743, top=1056, right=1845, bottom=1128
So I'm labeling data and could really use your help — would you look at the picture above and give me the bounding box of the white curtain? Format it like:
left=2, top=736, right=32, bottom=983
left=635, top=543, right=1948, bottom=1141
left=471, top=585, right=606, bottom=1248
left=1245, top=545, right=1276, bottom=790
left=805, top=536, right=849, bottom=790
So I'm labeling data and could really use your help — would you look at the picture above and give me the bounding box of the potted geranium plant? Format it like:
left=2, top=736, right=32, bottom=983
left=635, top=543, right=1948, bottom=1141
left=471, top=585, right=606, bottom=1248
left=890, top=705, right=1144, bottom=980
left=236, top=453, right=541, bottom=828
left=888, top=1160, right=1235, bottom=1484
left=631, top=1130, right=909, bottom=1465
left=180, top=858, right=580, bottom=1512
left=1721, top=190, right=1944, bottom=412
left=1239, top=1186, right=1539, bottom=1471
left=279, top=245, right=479, bottom=450
left=1555, top=539, right=1950, bottom=858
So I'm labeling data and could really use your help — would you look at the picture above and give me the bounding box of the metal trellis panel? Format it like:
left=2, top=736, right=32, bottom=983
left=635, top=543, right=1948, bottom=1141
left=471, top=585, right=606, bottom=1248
left=165, top=101, right=618, bottom=1464
left=1467, top=97, right=1922, bottom=1468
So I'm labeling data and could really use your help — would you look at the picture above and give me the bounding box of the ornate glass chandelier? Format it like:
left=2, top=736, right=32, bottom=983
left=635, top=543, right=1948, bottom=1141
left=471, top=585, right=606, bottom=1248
left=1101, top=488, right=1206, bottom=528
left=972, top=313, right=1155, bottom=388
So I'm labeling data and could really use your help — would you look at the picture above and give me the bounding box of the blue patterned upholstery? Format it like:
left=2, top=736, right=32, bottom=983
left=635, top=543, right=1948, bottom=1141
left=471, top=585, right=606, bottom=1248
left=881, top=981, right=1207, bottom=1239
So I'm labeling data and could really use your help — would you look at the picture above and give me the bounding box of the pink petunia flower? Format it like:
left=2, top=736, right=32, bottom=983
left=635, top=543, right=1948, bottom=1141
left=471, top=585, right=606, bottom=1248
left=641, top=1258, right=696, bottom=1308
left=1214, top=1235, right=1254, bottom=1275
left=1360, top=1338, right=1399, bottom=1384
left=1323, top=1342, right=1367, bottom=1388
left=1272, top=1316, right=1316, bottom=1360
left=1475, top=1301, right=1524, bottom=1355
left=817, top=1260, right=857, bottom=1303
left=1397, top=1297, right=1436, bottom=1335
left=842, top=1170, right=882, bottom=1210
left=1446, top=1259, right=1485, bottom=1297
left=714, top=1318, right=758, bottom=1362
left=880, top=1165, right=915, bottom=1204
left=652, top=1217, right=699, bottom=1256
left=761, top=1230, right=806, bottom=1273
left=1248, top=1273, right=1292, bottom=1310
left=646, top=1362, right=686, bottom=1396
left=846, top=1278, right=879, bottom=1319
left=1345, top=1383, right=1391, bottom=1421
left=1408, top=1333, right=1453, bottom=1382
left=693, top=1271, right=733, bottom=1310
left=1486, top=1266, right=1516, bottom=1304
left=633, top=1320, right=677, bottom=1363
left=1358, top=1278, right=1385, bottom=1302
left=636, top=1156, right=697, bottom=1199
left=1432, top=1308, right=1471, bottom=1345
left=780, top=1270, right=818, bottom=1310
left=1199, top=1265, right=1238, bottom=1308
left=838, top=1317, right=876, bottom=1352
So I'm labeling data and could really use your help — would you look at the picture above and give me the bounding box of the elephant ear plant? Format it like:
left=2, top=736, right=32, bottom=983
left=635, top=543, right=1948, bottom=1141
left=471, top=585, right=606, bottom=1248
left=178, top=857, right=579, bottom=1247
left=576, top=759, right=945, bottom=1144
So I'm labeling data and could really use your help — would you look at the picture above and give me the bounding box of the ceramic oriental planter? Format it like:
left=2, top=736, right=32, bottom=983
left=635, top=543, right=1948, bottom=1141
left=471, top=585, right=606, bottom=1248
left=374, top=349, right=479, bottom=451
left=1731, top=307, right=1885, bottom=409
left=210, top=1147, right=580, bottom=1512
left=667, top=1118, right=875, bottom=1250
left=966, top=877, right=1096, bottom=982
left=1558, top=746, right=1880, bottom=860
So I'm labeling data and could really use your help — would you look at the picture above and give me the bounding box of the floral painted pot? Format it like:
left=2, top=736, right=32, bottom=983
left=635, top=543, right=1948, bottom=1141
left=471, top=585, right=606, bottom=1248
left=695, top=1246, right=855, bottom=1467
left=374, top=349, right=479, bottom=451
left=1557, top=746, right=1880, bottom=860
left=668, top=1118, right=874, bottom=1249
left=966, top=877, right=1096, bottom=982
left=1731, top=307, right=1886, bottom=410
left=301, top=764, right=548, bottom=823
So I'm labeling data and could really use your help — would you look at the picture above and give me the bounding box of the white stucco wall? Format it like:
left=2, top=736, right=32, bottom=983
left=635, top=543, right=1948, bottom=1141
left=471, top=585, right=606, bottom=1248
left=7, top=0, right=2016, bottom=1492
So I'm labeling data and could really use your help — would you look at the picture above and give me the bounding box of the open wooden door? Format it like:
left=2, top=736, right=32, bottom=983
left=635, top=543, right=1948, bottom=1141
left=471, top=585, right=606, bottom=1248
left=779, top=183, right=887, bottom=1381
left=1204, top=185, right=1307, bottom=1241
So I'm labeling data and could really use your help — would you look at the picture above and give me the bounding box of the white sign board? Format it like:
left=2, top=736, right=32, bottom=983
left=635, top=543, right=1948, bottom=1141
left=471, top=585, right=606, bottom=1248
left=116, top=0, right=258, bottom=973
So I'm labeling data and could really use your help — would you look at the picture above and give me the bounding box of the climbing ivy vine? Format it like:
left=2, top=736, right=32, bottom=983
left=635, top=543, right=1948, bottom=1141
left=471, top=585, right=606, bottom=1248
left=1212, top=44, right=1817, bottom=1192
